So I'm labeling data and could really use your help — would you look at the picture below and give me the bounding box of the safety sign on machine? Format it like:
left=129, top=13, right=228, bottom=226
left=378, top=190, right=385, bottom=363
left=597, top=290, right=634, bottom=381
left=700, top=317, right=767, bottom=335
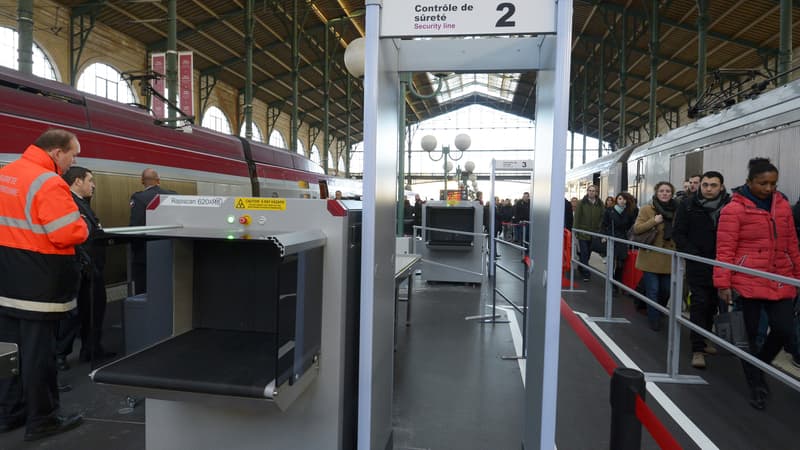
left=233, top=197, right=287, bottom=211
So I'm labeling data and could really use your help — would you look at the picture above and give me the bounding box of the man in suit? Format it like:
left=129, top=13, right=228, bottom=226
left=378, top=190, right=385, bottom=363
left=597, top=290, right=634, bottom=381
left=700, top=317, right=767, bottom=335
left=56, top=167, right=114, bottom=369
left=129, top=168, right=176, bottom=294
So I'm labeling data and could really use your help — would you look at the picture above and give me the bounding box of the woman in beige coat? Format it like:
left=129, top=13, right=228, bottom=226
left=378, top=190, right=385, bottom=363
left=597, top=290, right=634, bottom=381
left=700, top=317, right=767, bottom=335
left=633, top=181, right=678, bottom=330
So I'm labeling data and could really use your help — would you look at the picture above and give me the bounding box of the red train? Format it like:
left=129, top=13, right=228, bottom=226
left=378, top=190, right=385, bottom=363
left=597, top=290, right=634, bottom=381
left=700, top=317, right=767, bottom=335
left=0, top=65, right=359, bottom=230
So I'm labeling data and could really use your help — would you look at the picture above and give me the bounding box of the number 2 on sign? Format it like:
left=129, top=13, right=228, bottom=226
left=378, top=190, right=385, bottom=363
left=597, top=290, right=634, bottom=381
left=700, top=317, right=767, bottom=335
left=496, top=3, right=516, bottom=27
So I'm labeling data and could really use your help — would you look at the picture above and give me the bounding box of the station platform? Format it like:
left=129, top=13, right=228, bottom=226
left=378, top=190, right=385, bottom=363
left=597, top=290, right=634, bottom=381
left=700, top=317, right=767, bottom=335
left=1, top=253, right=798, bottom=449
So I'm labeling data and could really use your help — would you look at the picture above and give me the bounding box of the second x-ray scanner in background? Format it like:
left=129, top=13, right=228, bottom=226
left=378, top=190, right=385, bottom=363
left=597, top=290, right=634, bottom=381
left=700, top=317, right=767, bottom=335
left=92, top=195, right=362, bottom=449
left=415, top=201, right=485, bottom=284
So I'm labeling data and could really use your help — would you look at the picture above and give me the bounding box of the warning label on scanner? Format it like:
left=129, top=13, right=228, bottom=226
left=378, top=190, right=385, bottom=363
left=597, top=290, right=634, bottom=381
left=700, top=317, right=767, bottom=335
left=234, top=197, right=287, bottom=210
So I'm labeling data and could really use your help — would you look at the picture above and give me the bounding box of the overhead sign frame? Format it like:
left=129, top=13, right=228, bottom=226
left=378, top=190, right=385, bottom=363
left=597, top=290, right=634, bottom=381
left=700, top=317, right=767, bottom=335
left=380, top=0, right=556, bottom=37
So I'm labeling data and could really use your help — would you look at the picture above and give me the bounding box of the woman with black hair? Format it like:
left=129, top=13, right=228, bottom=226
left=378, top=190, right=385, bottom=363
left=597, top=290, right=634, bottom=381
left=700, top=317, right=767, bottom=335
left=633, top=182, right=678, bottom=331
left=601, top=192, right=636, bottom=290
left=714, top=157, right=800, bottom=410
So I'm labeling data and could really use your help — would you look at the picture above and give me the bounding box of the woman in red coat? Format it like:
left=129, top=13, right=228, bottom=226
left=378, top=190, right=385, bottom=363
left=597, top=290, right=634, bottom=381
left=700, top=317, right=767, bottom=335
left=714, top=157, right=800, bottom=410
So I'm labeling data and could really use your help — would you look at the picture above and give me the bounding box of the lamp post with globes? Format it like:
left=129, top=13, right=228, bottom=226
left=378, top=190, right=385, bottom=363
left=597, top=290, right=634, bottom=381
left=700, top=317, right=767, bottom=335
left=421, top=133, right=471, bottom=199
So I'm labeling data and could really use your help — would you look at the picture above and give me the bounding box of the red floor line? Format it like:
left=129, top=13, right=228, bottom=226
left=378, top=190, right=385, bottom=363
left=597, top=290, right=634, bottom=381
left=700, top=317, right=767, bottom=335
left=560, top=298, right=683, bottom=450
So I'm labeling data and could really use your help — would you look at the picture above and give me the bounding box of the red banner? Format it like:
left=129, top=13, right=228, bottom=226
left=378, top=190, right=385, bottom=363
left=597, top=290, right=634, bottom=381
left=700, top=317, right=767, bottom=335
left=179, top=51, right=194, bottom=117
left=150, top=53, right=165, bottom=118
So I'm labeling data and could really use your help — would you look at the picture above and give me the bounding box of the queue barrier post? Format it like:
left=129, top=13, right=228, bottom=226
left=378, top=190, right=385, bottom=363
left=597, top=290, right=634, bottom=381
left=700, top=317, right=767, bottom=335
left=609, top=367, right=645, bottom=450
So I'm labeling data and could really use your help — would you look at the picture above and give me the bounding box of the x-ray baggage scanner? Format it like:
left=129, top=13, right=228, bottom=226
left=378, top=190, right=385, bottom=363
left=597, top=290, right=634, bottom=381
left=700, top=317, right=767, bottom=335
left=415, top=200, right=485, bottom=284
left=92, top=195, right=362, bottom=449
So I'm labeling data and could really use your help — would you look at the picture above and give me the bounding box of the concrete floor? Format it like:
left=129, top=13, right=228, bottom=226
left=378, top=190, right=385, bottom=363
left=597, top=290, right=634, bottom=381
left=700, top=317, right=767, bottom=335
left=2, top=251, right=799, bottom=449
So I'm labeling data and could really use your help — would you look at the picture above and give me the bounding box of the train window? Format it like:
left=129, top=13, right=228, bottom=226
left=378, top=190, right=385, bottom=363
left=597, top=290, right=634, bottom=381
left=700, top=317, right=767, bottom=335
left=296, top=139, right=305, bottom=156
left=269, top=130, right=287, bottom=149
left=77, top=62, right=136, bottom=104
left=201, top=106, right=231, bottom=134
left=310, top=144, right=321, bottom=164
left=239, top=123, right=263, bottom=142
left=0, top=27, right=58, bottom=81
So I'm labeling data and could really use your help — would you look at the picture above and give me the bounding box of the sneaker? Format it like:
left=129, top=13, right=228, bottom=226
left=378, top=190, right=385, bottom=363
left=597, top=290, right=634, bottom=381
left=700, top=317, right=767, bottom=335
left=703, top=343, right=718, bottom=355
left=792, top=354, right=800, bottom=369
left=691, top=352, right=706, bottom=369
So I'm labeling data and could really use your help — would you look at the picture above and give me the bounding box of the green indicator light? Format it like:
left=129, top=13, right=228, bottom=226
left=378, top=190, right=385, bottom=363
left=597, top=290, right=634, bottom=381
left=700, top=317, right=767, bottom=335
left=226, top=215, right=236, bottom=224
left=226, top=234, right=235, bottom=240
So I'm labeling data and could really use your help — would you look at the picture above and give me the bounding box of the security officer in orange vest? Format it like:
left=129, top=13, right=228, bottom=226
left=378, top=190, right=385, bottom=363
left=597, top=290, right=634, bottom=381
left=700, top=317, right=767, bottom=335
left=0, top=129, right=88, bottom=441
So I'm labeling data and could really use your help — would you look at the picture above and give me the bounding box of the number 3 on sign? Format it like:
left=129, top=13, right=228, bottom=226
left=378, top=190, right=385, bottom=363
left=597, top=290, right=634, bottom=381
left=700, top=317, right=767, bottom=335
left=496, top=3, right=516, bottom=27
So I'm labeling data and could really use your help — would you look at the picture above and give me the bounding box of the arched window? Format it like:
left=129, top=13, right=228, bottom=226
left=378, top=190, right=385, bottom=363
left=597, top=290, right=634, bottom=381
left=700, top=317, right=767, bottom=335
left=0, top=27, right=58, bottom=80
left=296, top=140, right=305, bottom=156
left=329, top=151, right=337, bottom=173
left=239, top=123, right=264, bottom=142
left=269, top=130, right=287, bottom=149
left=201, top=106, right=231, bottom=134
left=310, top=144, right=321, bottom=164
left=77, top=62, right=136, bottom=103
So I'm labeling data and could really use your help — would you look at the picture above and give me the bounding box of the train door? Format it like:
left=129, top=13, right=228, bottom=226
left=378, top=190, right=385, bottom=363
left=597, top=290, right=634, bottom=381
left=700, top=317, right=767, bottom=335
left=599, top=174, right=609, bottom=199
left=669, top=154, right=687, bottom=189
left=629, top=158, right=644, bottom=204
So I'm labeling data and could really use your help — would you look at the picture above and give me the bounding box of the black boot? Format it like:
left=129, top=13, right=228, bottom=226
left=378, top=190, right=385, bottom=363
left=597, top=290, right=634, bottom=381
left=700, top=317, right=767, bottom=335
left=743, top=363, right=767, bottom=410
left=757, top=371, right=770, bottom=398
left=749, top=386, right=766, bottom=410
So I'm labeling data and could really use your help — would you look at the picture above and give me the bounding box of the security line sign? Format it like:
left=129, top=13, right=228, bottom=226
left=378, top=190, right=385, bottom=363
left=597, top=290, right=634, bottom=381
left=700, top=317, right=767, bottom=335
left=495, top=160, right=534, bottom=170
left=380, top=1, right=554, bottom=37
left=234, top=197, right=287, bottom=211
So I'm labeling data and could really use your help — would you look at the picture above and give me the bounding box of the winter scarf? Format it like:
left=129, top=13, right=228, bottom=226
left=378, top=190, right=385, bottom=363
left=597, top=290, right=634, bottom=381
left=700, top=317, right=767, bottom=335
left=652, top=196, right=677, bottom=240
left=739, top=184, right=772, bottom=212
left=696, top=190, right=728, bottom=228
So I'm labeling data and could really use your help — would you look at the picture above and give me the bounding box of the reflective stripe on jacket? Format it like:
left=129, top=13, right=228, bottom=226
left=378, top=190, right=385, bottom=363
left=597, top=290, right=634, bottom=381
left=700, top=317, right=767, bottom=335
left=0, top=145, right=88, bottom=318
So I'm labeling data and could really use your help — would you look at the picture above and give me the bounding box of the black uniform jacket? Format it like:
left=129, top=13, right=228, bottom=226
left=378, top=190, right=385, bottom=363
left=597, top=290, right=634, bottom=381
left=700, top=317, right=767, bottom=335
left=672, top=191, right=730, bottom=287
left=129, top=185, right=177, bottom=226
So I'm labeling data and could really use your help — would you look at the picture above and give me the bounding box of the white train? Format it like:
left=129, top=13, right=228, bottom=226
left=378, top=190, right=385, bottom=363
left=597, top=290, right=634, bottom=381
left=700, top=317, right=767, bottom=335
left=567, top=79, right=800, bottom=205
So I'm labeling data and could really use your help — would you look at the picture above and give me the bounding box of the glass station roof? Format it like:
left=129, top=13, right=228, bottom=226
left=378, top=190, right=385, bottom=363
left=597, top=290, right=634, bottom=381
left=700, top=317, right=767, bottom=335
left=427, top=72, right=520, bottom=103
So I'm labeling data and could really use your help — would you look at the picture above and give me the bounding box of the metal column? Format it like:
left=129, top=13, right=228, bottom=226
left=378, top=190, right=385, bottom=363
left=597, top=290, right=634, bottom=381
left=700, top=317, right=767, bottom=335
left=582, top=63, right=588, bottom=164
left=166, top=0, right=177, bottom=124
left=779, top=0, right=792, bottom=85
left=618, top=10, right=627, bottom=149
left=696, top=0, right=708, bottom=103
left=16, top=0, right=33, bottom=75
left=323, top=25, right=331, bottom=174
left=598, top=39, right=605, bottom=158
left=291, top=0, right=300, bottom=153
left=397, top=78, right=406, bottom=236
left=345, top=75, right=352, bottom=178
left=243, top=0, right=254, bottom=139
left=648, top=0, right=659, bottom=139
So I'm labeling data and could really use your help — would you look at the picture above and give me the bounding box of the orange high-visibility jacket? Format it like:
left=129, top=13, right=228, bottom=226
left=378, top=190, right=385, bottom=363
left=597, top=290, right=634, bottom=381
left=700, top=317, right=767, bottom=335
left=0, top=145, right=88, bottom=319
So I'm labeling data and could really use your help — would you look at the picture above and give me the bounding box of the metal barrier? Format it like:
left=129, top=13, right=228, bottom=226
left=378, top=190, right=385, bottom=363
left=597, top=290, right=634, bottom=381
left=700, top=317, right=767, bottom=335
left=570, top=227, right=800, bottom=391
left=411, top=224, right=488, bottom=280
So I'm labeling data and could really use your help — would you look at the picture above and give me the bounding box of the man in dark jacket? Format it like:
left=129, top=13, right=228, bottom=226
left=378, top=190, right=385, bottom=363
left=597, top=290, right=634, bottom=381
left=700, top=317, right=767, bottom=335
left=573, top=185, right=604, bottom=281
left=673, top=171, right=730, bottom=369
left=56, top=167, right=115, bottom=370
left=0, top=129, right=87, bottom=441
left=512, top=192, right=530, bottom=244
left=129, top=168, right=177, bottom=294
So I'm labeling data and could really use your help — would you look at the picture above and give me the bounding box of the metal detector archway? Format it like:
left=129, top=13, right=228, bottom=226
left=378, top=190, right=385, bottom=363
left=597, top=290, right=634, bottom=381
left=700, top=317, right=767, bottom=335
left=359, top=1, right=573, bottom=449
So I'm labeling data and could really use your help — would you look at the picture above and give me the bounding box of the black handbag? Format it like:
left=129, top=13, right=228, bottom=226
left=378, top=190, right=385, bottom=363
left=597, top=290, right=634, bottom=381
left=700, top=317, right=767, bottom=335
left=591, top=236, right=606, bottom=256
left=627, top=226, right=657, bottom=245
left=715, top=301, right=749, bottom=350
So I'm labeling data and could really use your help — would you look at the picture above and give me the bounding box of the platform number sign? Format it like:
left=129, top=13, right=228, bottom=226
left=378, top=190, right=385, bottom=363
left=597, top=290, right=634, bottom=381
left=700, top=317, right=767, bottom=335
left=496, top=3, right=515, bottom=28
left=380, top=1, right=555, bottom=37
